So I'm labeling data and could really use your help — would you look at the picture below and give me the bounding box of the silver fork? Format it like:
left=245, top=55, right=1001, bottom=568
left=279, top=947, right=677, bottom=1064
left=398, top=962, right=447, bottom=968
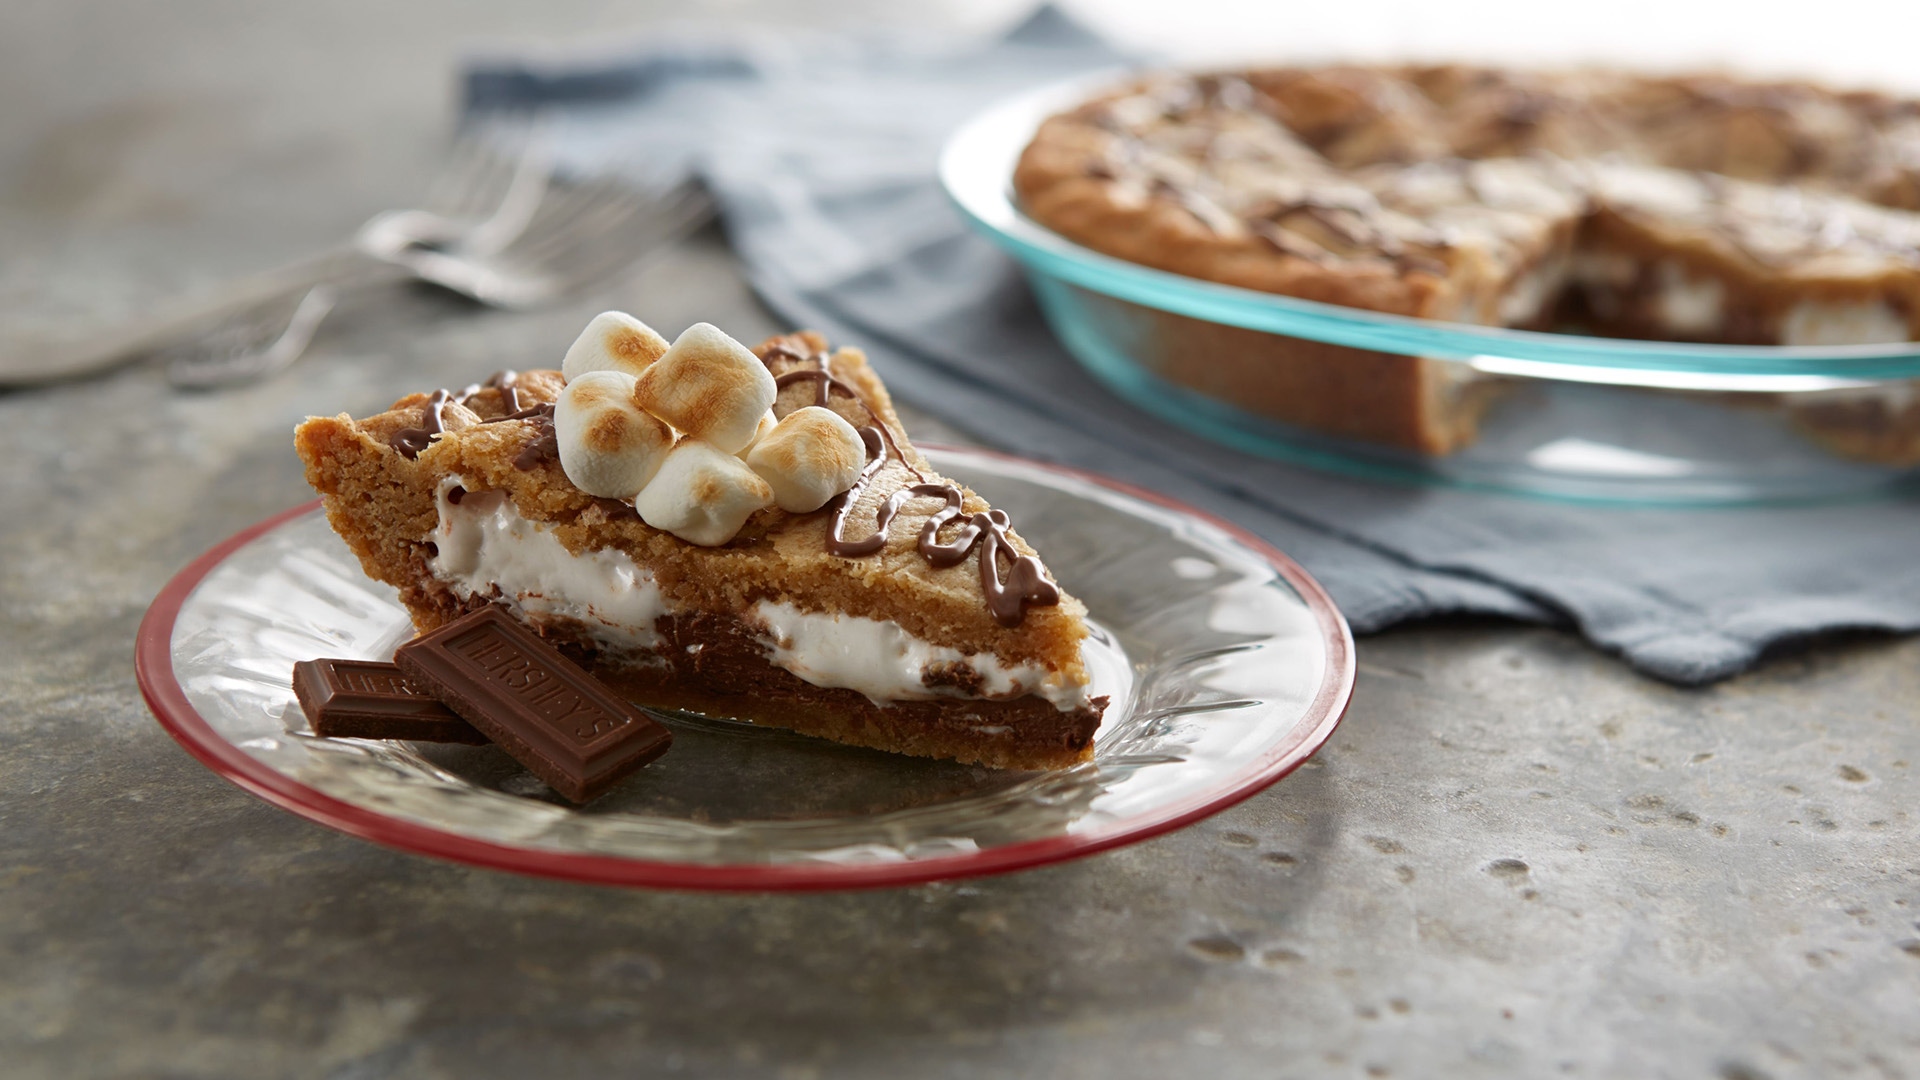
left=1, top=119, right=551, bottom=388
left=167, top=155, right=714, bottom=388
left=364, top=171, right=713, bottom=309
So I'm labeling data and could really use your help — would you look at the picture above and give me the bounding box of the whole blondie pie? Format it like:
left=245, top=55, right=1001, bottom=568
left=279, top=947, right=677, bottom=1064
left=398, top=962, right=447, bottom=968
left=1016, top=65, right=1920, bottom=458
left=295, top=316, right=1106, bottom=770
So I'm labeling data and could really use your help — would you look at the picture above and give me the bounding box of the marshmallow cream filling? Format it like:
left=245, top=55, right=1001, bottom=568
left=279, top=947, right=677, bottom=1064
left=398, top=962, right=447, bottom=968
left=427, top=480, right=669, bottom=651
left=1780, top=299, right=1910, bottom=346
left=425, top=478, right=1088, bottom=712
left=749, top=600, right=1089, bottom=712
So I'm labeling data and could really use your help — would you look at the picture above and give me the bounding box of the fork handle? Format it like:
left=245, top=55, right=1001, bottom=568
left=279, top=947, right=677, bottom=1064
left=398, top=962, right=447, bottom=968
left=0, top=243, right=385, bottom=386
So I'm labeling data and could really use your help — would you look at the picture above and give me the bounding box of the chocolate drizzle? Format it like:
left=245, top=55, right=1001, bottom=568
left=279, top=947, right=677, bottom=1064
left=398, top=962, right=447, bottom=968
left=390, top=372, right=553, bottom=462
left=823, top=428, right=891, bottom=558
left=858, top=475, right=1062, bottom=628
left=389, top=368, right=541, bottom=457
left=967, top=514, right=1063, bottom=628
left=512, top=412, right=559, bottom=472
left=1686, top=170, right=1914, bottom=267
left=1249, top=193, right=1409, bottom=260
left=485, top=402, right=554, bottom=424
left=765, top=346, right=1061, bottom=628
left=390, top=389, right=454, bottom=460
left=769, top=347, right=925, bottom=481
left=485, top=369, right=521, bottom=414
left=774, top=366, right=859, bottom=409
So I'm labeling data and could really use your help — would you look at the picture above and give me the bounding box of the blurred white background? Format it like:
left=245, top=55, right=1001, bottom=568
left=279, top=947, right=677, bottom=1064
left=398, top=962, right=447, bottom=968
left=958, top=0, right=1920, bottom=90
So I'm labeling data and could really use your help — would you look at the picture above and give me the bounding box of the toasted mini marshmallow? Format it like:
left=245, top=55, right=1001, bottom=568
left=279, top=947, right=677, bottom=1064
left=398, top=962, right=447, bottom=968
left=561, top=311, right=670, bottom=382
left=634, top=439, right=774, bottom=546
left=554, top=371, right=674, bottom=499
left=745, top=406, right=867, bottom=513
left=735, top=409, right=777, bottom=459
left=632, top=323, right=777, bottom=454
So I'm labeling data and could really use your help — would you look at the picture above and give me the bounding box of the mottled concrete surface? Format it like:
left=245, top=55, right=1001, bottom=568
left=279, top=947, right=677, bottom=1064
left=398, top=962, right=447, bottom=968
left=2, top=3, right=1917, bottom=1078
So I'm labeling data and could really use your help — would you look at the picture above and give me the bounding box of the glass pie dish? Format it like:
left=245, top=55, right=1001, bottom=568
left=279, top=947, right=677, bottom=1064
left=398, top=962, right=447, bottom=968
left=941, top=75, right=1920, bottom=505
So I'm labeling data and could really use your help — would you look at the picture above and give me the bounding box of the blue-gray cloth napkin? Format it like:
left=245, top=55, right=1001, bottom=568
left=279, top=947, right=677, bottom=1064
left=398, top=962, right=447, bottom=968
left=462, top=8, right=1920, bottom=684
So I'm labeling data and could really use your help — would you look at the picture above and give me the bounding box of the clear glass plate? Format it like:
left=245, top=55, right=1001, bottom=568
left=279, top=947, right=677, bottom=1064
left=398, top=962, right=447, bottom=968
left=136, top=447, right=1353, bottom=890
left=941, top=74, right=1920, bottom=504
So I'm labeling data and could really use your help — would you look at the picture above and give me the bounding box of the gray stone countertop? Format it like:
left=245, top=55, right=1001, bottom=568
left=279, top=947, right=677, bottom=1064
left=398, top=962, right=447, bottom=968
left=1, top=3, right=1915, bottom=1078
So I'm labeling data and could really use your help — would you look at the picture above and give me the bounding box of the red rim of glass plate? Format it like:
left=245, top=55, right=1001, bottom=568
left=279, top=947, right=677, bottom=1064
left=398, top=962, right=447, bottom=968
left=135, top=445, right=1354, bottom=892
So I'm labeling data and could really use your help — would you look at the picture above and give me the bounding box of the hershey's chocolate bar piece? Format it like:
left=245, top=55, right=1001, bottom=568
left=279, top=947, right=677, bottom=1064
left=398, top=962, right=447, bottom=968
left=394, top=607, right=672, bottom=803
left=292, top=658, right=488, bottom=744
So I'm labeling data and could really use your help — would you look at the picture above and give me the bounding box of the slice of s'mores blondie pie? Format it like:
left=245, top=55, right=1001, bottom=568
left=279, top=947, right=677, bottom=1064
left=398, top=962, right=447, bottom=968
left=295, top=316, right=1108, bottom=770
